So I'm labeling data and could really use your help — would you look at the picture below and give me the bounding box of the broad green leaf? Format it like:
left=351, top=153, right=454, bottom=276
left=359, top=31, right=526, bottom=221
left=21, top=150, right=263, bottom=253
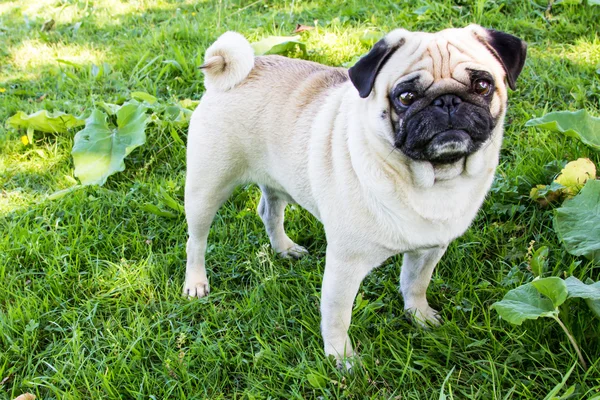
left=72, top=102, right=148, bottom=186
left=530, top=246, right=549, bottom=276
left=565, top=276, right=600, bottom=300
left=586, top=298, right=600, bottom=319
left=525, top=109, right=600, bottom=151
left=131, top=91, right=157, bottom=104
left=491, top=283, right=556, bottom=325
left=531, top=277, right=568, bottom=308
left=251, top=36, right=307, bottom=56
left=554, top=180, right=600, bottom=263
left=140, top=203, right=178, bottom=218
left=7, top=110, right=85, bottom=133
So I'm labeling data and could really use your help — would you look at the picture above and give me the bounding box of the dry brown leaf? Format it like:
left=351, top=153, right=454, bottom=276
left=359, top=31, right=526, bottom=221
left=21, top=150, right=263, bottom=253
left=294, top=24, right=314, bottom=33
left=13, top=394, right=36, bottom=400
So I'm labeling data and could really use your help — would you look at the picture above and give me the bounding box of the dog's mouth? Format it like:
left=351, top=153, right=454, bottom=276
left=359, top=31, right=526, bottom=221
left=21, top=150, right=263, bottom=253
left=424, top=130, right=473, bottom=164
left=395, top=98, right=494, bottom=165
left=400, top=129, right=480, bottom=165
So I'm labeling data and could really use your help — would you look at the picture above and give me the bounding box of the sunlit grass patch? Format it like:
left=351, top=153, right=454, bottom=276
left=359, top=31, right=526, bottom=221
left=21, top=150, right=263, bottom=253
left=10, top=40, right=106, bottom=71
left=566, top=37, right=600, bottom=68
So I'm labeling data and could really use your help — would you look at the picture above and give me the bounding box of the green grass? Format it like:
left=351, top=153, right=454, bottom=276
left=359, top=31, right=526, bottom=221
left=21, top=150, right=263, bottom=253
left=1, top=0, right=600, bottom=398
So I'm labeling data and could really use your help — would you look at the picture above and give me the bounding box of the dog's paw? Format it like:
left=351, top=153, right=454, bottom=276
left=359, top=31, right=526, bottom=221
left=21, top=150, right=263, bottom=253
left=279, top=244, right=309, bottom=259
left=326, top=351, right=357, bottom=373
left=406, top=305, right=441, bottom=328
left=183, top=278, right=210, bottom=298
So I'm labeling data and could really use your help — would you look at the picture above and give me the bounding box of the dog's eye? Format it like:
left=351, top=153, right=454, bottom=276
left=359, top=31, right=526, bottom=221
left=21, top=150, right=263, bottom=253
left=473, top=79, right=492, bottom=96
left=398, top=92, right=417, bottom=106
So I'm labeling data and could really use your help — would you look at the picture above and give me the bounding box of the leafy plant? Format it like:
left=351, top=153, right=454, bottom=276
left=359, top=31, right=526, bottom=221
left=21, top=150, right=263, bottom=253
left=251, top=36, right=307, bottom=57
left=526, top=109, right=600, bottom=151
left=492, top=275, right=600, bottom=370
left=6, top=110, right=85, bottom=144
left=554, top=179, right=600, bottom=263
left=72, top=102, right=148, bottom=186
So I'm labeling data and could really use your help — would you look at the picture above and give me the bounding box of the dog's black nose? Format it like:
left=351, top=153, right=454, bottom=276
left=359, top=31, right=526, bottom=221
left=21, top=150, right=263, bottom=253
left=433, top=94, right=462, bottom=113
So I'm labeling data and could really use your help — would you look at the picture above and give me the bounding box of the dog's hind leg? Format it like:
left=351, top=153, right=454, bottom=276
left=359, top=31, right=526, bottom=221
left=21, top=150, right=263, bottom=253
left=258, top=185, right=308, bottom=259
left=184, top=174, right=236, bottom=298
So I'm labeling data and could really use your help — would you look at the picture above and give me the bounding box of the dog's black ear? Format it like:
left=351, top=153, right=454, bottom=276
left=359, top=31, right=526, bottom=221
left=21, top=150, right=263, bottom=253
left=481, top=29, right=527, bottom=90
left=348, top=38, right=403, bottom=98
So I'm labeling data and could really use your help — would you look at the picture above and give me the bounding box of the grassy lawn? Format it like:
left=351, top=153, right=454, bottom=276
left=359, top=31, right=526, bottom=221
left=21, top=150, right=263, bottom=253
left=1, top=0, right=599, bottom=398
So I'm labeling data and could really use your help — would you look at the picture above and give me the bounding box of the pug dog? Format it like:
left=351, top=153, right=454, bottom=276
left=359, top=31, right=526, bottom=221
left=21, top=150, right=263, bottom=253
left=184, top=25, right=526, bottom=366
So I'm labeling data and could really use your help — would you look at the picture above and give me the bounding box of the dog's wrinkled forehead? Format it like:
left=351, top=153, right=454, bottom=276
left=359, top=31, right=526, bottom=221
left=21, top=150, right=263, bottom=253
left=348, top=24, right=527, bottom=99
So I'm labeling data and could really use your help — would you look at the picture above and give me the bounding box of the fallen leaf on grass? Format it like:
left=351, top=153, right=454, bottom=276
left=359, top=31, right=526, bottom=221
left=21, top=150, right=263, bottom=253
left=251, top=36, right=306, bottom=56
left=13, top=394, right=36, bottom=400
left=294, top=24, right=314, bottom=33
left=530, top=158, right=596, bottom=204
left=7, top=110, right=85, bottom=133
left=554, top=158, right=596, bottom=196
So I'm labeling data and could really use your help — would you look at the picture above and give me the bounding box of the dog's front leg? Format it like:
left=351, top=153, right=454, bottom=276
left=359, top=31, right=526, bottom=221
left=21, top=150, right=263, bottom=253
left=400, top=246, right=447, bottom=327
left=320, top=247, right=374, bottom=369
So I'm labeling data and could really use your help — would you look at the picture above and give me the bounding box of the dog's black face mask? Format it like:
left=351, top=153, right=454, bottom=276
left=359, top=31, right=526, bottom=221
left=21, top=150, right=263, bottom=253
left=390, top=72, right=495, bottom=164
left=348, top=28, right=527, bottom=165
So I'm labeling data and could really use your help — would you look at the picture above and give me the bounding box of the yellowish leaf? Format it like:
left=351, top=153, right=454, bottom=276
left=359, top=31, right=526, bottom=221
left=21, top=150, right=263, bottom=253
left=13, top=394, right=36, bottom=400
left=554, top=158, right=597, bottom=197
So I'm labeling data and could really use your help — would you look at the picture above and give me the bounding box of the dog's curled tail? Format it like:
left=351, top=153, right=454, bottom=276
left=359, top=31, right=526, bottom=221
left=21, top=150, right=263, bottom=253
left=200, top=32, right=254, bottom=91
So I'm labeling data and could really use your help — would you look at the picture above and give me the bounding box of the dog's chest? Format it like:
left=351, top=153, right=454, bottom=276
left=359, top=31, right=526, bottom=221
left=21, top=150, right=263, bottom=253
left=359, top=174, right=493, bottom=253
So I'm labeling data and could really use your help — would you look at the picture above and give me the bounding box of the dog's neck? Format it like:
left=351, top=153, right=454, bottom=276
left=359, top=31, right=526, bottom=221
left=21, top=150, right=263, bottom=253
left=345, top=97, right=502, bottom=225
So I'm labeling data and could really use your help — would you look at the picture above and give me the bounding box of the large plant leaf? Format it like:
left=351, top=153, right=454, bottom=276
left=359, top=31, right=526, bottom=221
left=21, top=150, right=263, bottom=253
left=251, top=36, right=306, bottom=56
left=554, top=179, right=600, bottom=263
left=491, top=283, right=557, bottom=325
left=6, top=110, right=85, bottom=133
left=586, top=298, right=600, bottom=319
left=531, top=277, right=568, bottom=308
left=565, top=276, right=600, bottom=300
left=566, top=277, right=600, bottom=320
left=72, top=102, right=148, bottom=186
left=525, top=109, right=600, bottom=151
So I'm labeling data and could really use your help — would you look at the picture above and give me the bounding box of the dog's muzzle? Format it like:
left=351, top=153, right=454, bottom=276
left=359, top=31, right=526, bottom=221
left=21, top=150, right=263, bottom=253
left=397, top=94, right=493, bottom=164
